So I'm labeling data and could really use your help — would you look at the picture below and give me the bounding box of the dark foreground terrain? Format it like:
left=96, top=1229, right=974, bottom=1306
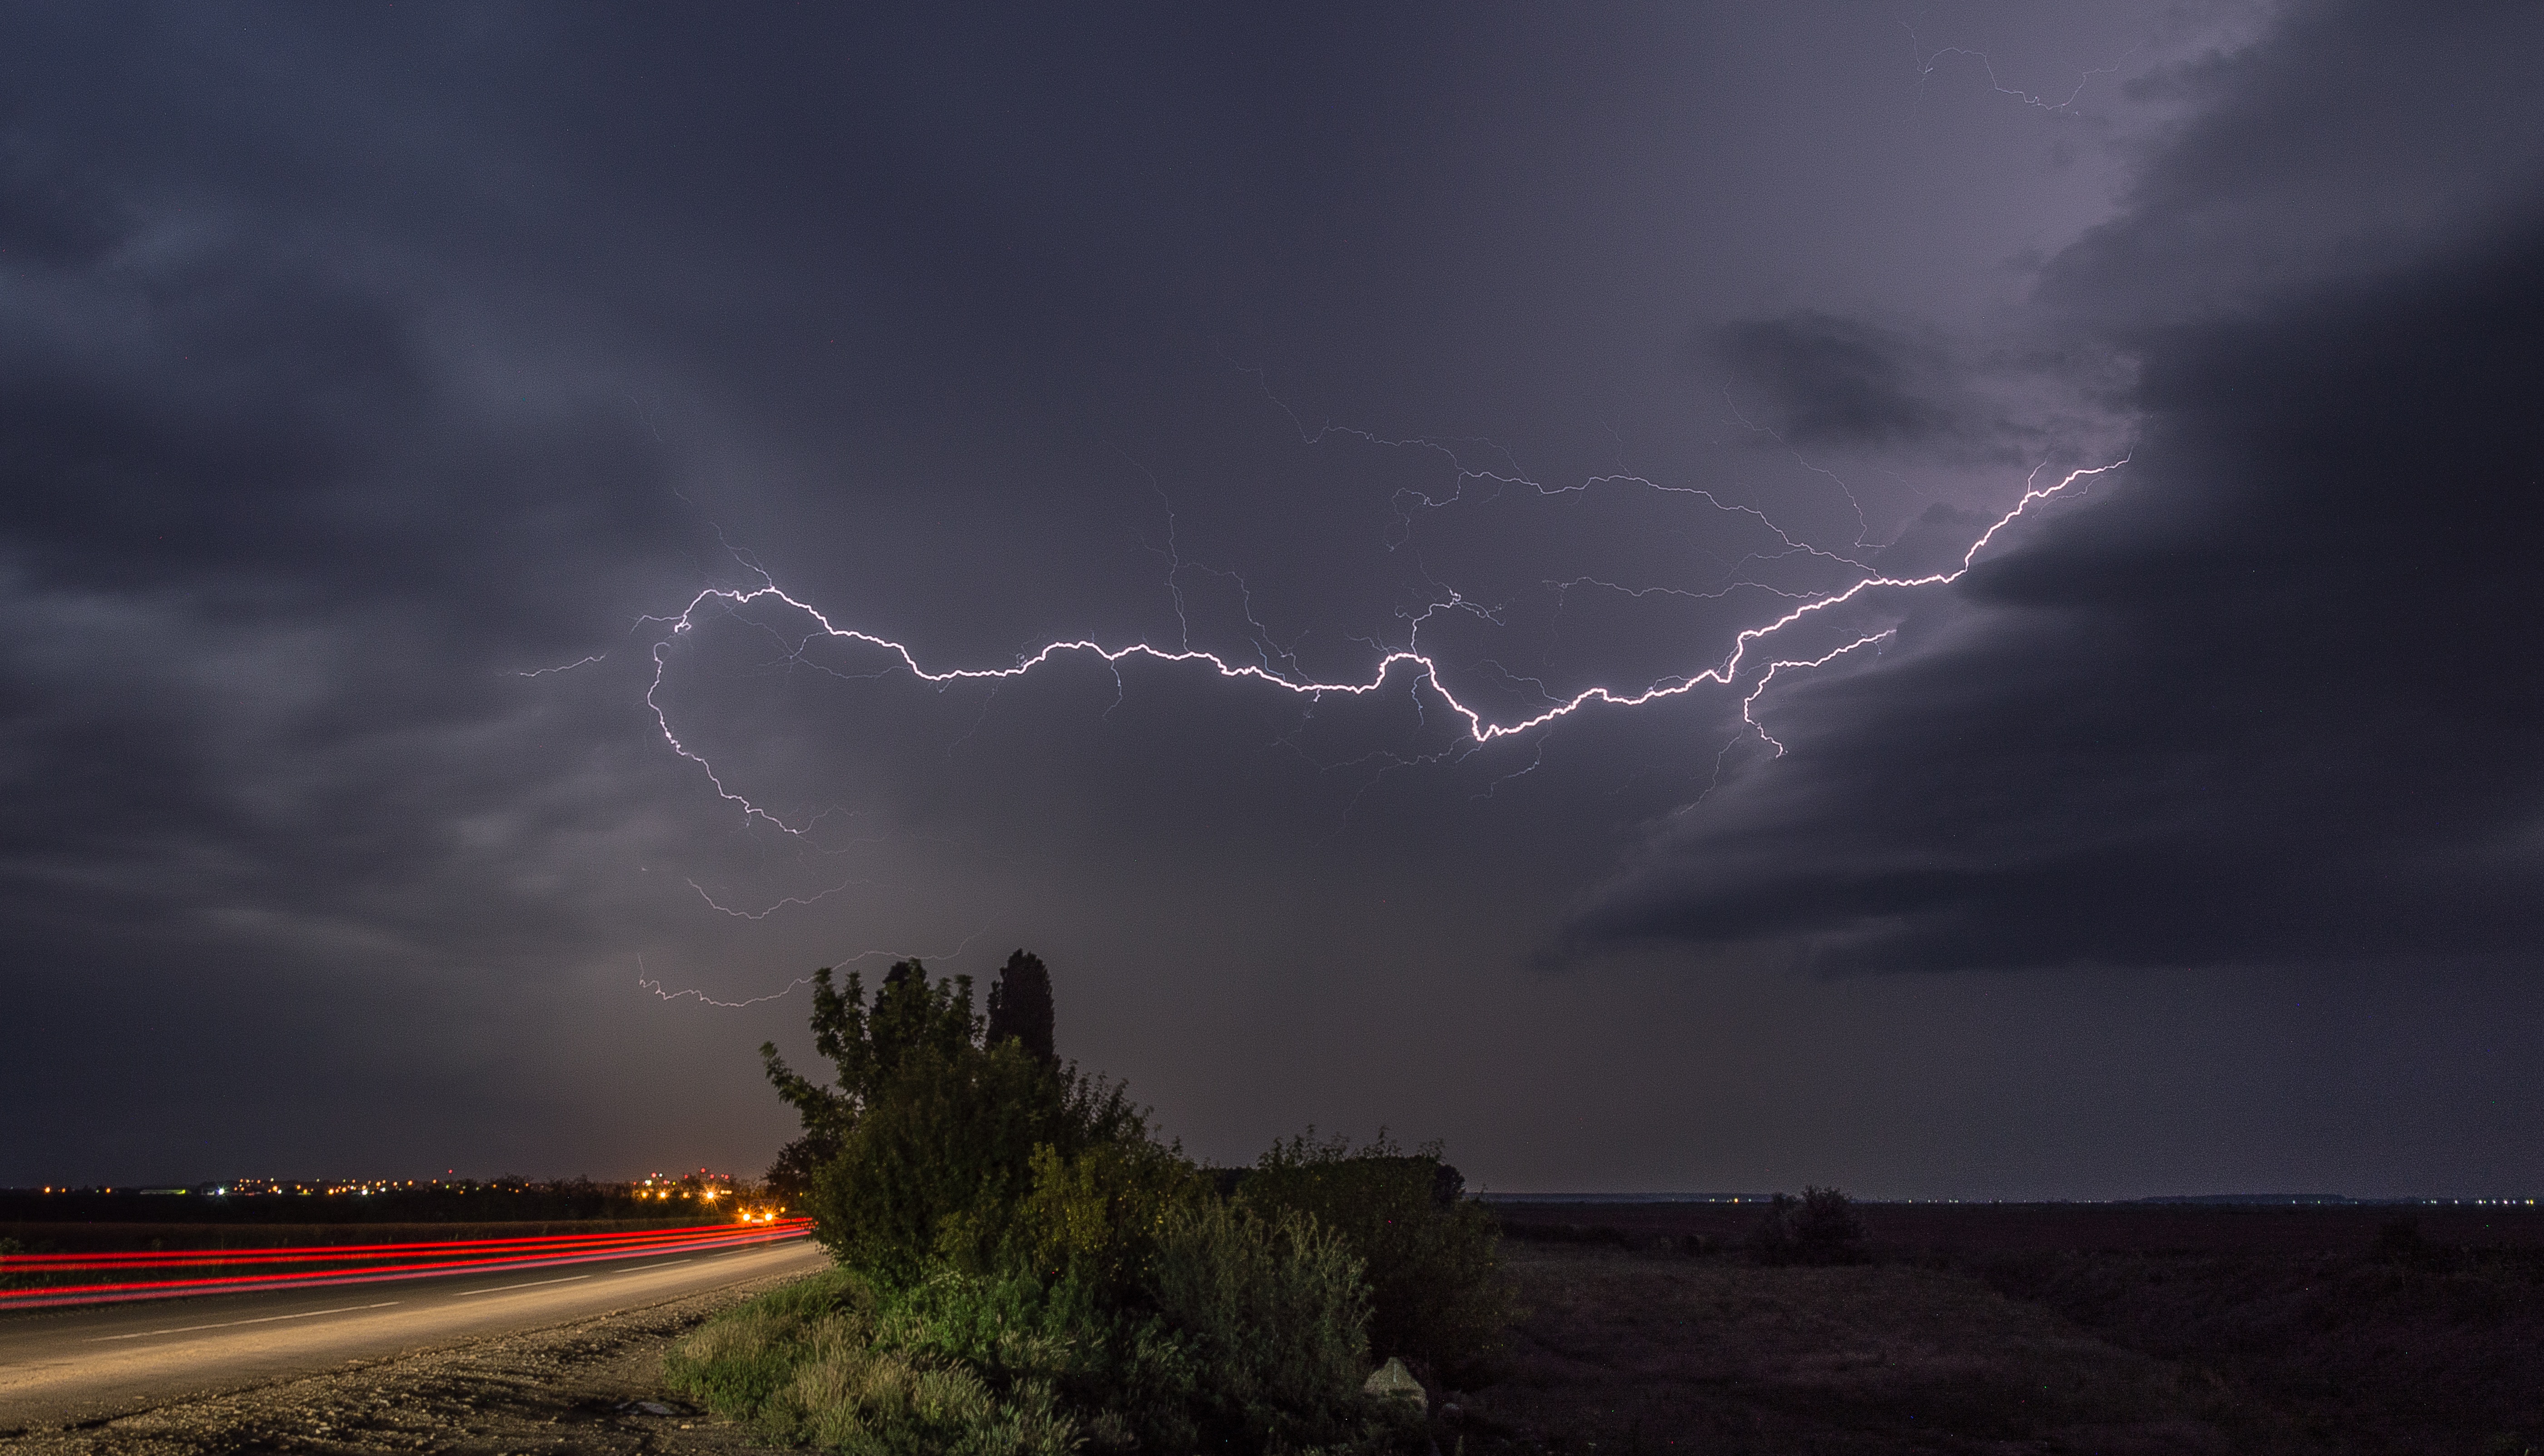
left=1446, top=1242, right=2258, bottom=1453
left=1459, top=1203, right=2544, bottom=1455
left=8, top=1204, right=2535, bottom=1454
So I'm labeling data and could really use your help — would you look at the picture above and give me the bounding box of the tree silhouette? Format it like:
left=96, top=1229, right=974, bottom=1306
left=985, top=948, right=1057, bottom=1067
left=758, top=959, right=983, bottom=1167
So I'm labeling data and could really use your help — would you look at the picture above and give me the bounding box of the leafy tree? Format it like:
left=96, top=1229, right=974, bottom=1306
left=759, top=961, right=985, bottom=1155
left=763, top=1134, right=833, bottom=1202
left=761, top=958, right=1142, bottom=1283
left=985, top=949, right=1057, bottom=1067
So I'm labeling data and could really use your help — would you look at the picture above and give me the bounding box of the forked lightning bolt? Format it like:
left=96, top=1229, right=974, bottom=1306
left=641, top=459, right=2127, bottom=834
left=638, top=932, right=988, bottom=1008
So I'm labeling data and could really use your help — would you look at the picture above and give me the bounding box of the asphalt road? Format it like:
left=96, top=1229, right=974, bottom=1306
left=0, top=1233, right=829, bottom=1431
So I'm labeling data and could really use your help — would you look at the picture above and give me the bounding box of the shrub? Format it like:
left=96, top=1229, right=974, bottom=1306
left=811, top=1037, right=1069, bottom=1283
left=1237, top=1130, right=1515, bottom=1375
left=1141, top=1198, right=1373, bottom=1447
left=1004, top=1139, right=1206, bottom=1291
left=1748, top=1186, right=1868, bottom=1266
left=880, top=1146, right=1373, bottom=1451
left=676, top=1229, right=1373, bottom=1454
left=730, top=954, right=1446, bottom=1451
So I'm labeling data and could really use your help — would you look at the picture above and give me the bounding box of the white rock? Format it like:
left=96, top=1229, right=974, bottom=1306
left=1362, top=1356, right=1426, bottom=1411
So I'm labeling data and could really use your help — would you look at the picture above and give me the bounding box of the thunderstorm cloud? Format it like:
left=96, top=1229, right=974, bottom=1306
left=5, top=1, right=2540, bottom=1198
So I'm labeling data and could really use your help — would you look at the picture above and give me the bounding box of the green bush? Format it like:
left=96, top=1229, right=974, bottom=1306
left=727, top=955, right=1456, bottom=1451
left=877, top=1147, right=1374, bottom=1451
left=1142, top=1198, right=1374, bottom=1447
left=811, top=1037, right=1065, bottom=1282
left=1004, top=1139, right=1204, bottom=1289
left=673, top=1236, right=1371, bottom=1453
left=1237, top=1131, right=1515, bottom=1375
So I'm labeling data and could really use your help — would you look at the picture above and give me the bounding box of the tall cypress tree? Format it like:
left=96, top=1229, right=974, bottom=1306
left=984, top=948, right=1057, bottom=1067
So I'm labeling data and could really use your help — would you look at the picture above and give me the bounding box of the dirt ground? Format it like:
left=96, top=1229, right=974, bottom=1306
left=1436, top=1243, right=2286, bottom=1456
left=0, top=1275, right=800, bottom=1456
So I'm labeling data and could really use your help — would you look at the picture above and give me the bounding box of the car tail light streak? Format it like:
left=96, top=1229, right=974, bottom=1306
left=0, top=1217, right=813, bottom=1309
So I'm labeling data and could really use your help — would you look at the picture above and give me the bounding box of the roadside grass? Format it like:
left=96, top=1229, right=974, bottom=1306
left=664, top=1269, right=1081, bottom=1455
left=1443, top=1243, right=2284, bottom=1454
left=665, top=1270, right=870, bottom=1426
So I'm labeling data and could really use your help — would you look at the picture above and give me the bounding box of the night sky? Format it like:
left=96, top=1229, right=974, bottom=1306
left=8, top=2, right=2541, bottom=1198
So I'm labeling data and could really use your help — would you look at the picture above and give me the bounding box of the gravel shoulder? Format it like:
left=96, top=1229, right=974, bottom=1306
left=2, top=1269, right=815, bottom=1456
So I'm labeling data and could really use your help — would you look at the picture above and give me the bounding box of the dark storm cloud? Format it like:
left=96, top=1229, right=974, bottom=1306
left=0, top=8, right=745, bottom=1180
left=1560, top=2, right=2544, bottom=974
left=2043, top=1, right=2544, bottom=331
left=1708, top=311, right=1963, bottom=448
left=0, top=135, right=128, bottom=270
left=14, top=0, right=2540, bottom=1198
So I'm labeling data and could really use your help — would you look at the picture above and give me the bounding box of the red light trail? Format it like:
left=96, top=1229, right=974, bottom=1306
left=0, top=1218, right=812, bottom=1310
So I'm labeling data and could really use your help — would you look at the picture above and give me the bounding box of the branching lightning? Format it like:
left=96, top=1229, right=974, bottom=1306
left=517, top=654, right=606, bottom=678
left=640, top=456, right=2126, bottom=835
left=686, top=876, right=869, bottom=921
left=1741, top=631, right=1894, bottom=756
left=588, top=26, right=2149, bottom=1017
left=1904, top=26, right=2137, bottom=115
left=637, top=931, right=989, bottom=1009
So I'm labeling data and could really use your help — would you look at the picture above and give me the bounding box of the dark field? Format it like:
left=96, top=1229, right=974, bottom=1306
left=1447, top=1244, right=2257, bottom=1454
left=1444, top=1203, right=2544, bottom=1455
left=1491, top=1199, right=2544, bottom=1256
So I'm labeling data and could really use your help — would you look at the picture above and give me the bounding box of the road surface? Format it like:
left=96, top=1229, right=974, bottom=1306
left=0, top=1233, right=828, bottom=1431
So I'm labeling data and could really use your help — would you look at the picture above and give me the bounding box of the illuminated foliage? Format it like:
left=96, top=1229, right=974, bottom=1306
left=727, top=952, right=1498, bottom=1449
